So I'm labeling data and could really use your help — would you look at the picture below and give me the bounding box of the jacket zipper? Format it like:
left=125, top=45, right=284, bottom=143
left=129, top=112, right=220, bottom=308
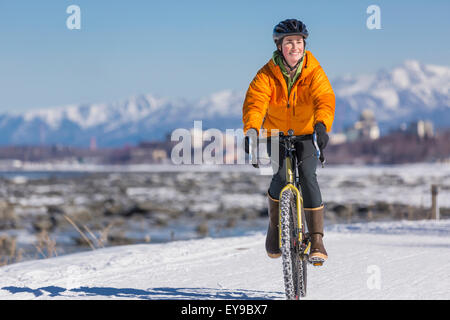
left=293, top=92, right=296, bottom=116
left=280, top=64, right=301, bottom=132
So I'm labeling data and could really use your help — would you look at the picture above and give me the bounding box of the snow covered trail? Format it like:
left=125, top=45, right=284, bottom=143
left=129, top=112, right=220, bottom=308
left=0, top=220, right=449, bottom=300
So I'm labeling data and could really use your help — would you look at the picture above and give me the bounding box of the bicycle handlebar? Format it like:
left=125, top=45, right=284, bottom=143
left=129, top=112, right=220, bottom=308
left=278, top=130, right=326, bottom=167
left=246, top=129, right=326, bottom=168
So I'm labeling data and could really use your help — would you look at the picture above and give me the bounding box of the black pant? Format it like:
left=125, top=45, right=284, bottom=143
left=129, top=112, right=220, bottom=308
left=267, top=137, right=323, bottom=209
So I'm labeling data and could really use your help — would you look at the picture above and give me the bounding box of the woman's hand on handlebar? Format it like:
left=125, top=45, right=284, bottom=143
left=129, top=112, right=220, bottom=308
left=244, top=128, right=259, bottom=168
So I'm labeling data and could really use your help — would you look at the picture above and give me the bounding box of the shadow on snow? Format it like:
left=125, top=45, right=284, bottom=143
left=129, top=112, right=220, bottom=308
left=1, top=285, right=283, bottom=300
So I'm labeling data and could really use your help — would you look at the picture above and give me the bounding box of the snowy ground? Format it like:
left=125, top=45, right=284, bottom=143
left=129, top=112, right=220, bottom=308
left=317, top=162, right=450, bottom=207
left=0, top=219, right=449, bottom=300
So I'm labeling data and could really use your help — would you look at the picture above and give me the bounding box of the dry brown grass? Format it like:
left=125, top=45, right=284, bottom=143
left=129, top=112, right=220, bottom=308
left=63, top=215, right=96, bottom=250
left=0, top=234, right=24, bottom=266
left=64, top=214, right=117, bottom=250
left=34, top=230, right=58, bottom=259
left=0, top=215, right=117, bottom=266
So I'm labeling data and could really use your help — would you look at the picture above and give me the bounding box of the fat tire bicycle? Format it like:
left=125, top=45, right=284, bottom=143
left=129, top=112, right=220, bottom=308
left=247, top=128, right=325, bottom=300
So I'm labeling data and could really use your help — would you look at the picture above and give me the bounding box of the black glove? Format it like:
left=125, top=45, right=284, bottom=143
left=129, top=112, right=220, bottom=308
left=314, top=122, right=329, bottom=150
left=244, top=128, right=259, bottom=168
left=244, top=137, right=251, bottom=154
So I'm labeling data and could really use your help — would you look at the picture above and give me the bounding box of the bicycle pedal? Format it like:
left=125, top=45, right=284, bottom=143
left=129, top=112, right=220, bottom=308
left=309, top=257, right=325, bottom=267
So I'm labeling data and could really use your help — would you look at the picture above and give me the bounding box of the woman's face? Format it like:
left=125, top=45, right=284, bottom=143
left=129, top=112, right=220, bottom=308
left=279, top=35, right=304, bottom=67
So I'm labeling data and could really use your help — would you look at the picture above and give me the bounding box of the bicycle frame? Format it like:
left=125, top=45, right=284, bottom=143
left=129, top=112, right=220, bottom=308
left=277, top=132, right=305, bottom=246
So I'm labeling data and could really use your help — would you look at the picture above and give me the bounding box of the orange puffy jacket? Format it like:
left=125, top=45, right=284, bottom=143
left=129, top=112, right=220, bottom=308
left=242, top=50, right=335, bottom=136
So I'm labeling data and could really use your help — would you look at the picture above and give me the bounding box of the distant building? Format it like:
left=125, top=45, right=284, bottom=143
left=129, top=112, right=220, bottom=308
left=346, top=109, right=380, bottom=142
left=329, top=133, right=347, bottom=145
left=407, top=120, right=434, bottom=139
left=152, top=149, right=168, bottom=163
left=90, top=136, right=97, bottom=151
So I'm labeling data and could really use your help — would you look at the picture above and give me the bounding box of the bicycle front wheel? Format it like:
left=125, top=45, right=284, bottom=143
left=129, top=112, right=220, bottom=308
left=279, top=188, right=307, bottom=300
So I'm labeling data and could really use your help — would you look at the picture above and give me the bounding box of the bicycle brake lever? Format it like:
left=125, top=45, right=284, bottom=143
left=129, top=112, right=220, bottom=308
left=313, top=133, right=325, bottom=168
left=319, top=148, right=325, bottom=168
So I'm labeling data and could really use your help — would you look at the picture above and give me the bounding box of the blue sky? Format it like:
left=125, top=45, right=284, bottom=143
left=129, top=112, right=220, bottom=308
left=0, top=0, right=449, bottom=113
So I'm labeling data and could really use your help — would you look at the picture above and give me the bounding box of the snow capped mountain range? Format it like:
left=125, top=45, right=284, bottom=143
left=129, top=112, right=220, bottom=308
left=1, top=60, right=449, bottom=147
left=332, top=60, right=450, bottom=132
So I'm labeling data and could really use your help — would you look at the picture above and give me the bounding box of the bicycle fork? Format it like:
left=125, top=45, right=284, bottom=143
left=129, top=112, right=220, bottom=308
left=278, top=156, right=304, bottom=247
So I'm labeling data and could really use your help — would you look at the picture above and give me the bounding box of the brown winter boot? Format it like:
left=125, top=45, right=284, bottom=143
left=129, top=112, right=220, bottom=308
left=266, top=195, right=281, bottom=258
left=304, top=206, right=328, bottom=264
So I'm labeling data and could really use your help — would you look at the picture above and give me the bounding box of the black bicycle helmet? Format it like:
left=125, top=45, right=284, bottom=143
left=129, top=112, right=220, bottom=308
left=273, top=19, right=309, bottom=44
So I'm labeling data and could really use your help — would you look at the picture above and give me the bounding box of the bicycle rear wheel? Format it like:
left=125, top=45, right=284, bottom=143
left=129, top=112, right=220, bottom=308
left=279, top=189, right=307, bottom=300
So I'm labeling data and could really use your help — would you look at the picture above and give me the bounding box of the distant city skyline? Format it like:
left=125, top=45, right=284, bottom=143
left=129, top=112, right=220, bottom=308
left=0, top=0, right=449, bottom=112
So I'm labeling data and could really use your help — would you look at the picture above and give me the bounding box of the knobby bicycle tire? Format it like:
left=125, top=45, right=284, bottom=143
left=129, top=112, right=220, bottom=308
left=279, top=189, right=307, bottom=300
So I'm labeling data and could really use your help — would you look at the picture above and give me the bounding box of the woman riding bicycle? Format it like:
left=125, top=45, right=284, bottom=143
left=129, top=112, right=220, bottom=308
left=242, top=19, right=335, bottom=263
